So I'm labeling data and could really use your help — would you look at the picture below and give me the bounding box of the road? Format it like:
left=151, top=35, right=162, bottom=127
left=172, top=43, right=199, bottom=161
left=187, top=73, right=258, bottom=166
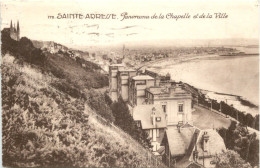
left=192, top=105, right=231, bottom=130
left=192, top=105, right=259, bottom=138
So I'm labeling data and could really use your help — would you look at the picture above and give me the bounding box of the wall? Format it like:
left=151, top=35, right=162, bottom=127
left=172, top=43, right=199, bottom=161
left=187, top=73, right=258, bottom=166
left=154, top=98, right=192, bottom=126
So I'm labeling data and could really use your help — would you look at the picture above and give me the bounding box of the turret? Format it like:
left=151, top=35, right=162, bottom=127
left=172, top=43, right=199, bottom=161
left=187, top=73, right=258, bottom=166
left=9, top=20, right=20, bottom=41
left=17, top=21, right=20, bottom=31
left=17, top=21, right=20, bottom=40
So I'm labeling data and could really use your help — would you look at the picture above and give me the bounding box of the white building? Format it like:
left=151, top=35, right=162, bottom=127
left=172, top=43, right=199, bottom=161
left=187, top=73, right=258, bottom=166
left=145, top=85, right=193, bottom=126
left=133, top=105, right=167, bottom=152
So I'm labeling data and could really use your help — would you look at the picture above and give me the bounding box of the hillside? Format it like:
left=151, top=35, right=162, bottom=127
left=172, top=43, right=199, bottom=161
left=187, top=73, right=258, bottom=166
left=1, top=29, right=165, bottom=167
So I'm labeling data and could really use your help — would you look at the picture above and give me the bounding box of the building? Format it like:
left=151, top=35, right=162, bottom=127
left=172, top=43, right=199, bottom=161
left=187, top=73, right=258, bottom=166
left=108, top=64, right=198, bottom=157
left=9, top=20, right=20, bottom=41
left=109, top=64, right=125, bottom=101
left=161, top=127, right=226, bottom=168
left=145, top=85, right=193, bottom=126
left=48, top=42, right=67, bottom=54
left=190, top=129, right=226, bottom=168
left=161, top=125, right=198, bottom=167
left=128, top=75, right=155, bottom=106
left=133, top=105, right=167, bottom=152
left=108, top=63, right=226, bottom=167
left=117, top=68, right=137, bottom=101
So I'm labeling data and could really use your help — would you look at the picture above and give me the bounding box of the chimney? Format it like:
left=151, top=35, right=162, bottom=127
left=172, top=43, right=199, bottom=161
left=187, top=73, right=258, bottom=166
left=177, top=121, right=183, bottom=133
left=169, top=86, right=175, bottom=95
left=165, top=86, right=169, bottom=92
left=10, top=20, right=13, bottom=28
left=202, top=131, right=209, bottom=152
left=151, top=107, right=156, bottom=127
left=166, top=72, right=171, bottom=80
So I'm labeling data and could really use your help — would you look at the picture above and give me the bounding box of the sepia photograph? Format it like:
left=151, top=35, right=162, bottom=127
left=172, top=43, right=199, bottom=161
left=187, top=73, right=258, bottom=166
left=0, top=0, right=259, bottom=167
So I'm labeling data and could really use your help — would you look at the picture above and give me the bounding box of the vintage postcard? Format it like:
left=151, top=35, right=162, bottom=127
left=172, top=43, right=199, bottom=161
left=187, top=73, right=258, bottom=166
left=1, top=0, right=259, bottom=167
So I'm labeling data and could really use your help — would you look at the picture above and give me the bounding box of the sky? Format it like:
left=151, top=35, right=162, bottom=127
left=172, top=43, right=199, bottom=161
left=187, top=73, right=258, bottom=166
left=1, top=0, right=259, bottom=47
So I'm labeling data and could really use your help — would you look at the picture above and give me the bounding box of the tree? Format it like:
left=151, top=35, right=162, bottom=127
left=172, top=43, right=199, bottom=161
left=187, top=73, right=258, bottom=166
left=247, top=139, right=259, bottom=167
left=218, top=128, right=227, bottom=145
left=110, top=97, right=151, bottom=148
left=254, top=115, right=259, bottom=130
left=245, top=114, right=254, bottom=128
left=225, top=121, right=237, bottom=150
left=216, top=150, right=252, bottom=168
left=218, top=121, right=259, bottom=167
left=86, top=89, right=115, bottom=123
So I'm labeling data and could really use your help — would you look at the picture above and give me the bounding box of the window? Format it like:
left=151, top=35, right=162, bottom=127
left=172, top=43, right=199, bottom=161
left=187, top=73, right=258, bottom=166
left=156, top=117, right=161, bottom=122
left=162, top=105, right=167, bottom=113
left=178, top=103, right=184, bottom=112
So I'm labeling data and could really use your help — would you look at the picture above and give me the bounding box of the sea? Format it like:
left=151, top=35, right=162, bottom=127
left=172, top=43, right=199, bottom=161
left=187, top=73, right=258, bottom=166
left=149, top=47, right=259, bottom=116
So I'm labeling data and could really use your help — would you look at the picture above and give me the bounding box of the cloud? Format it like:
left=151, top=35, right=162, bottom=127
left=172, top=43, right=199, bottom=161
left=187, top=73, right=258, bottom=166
left=106, top=33, right=114, bottom=38
left=126, top=33, right=138, bottom=36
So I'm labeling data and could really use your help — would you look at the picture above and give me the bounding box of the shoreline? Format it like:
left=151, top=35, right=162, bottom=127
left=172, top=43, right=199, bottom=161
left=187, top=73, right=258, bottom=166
left=136, top=54, right=259, bottom=70
left=136, top=54, right=219, bottom=70
left=134, top=55, right=259, bottom=116
left=200, top=89, right=259, bottom=113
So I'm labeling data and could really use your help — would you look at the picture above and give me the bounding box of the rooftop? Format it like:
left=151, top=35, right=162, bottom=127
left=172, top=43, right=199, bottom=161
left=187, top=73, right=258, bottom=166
left=196, top=129, right=226, bottom=157
left=133, top=104, right=166, bottom=129
left=146, top=86, right=168, bottom=95
left=176, top=128, right=226, bottom=168
left=163, top=126, right=196, bottom=156
left=132, top=75, right=154, bottom=80
left=146, top=86, right=191, bottom=98
left=109, top=64, right=124, bottom=67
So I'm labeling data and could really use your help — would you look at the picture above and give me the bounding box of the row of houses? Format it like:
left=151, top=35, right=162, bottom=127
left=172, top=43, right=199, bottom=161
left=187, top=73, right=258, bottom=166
left=46, top=42, right=83, bottom=60
left=108, top=64, right=226, bottom=168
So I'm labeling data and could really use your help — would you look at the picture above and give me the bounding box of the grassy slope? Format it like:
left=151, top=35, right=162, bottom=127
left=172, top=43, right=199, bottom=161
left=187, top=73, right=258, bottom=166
left=2, top=54, right=164, bottom=167
left=45, top=52, right=108, bottom=89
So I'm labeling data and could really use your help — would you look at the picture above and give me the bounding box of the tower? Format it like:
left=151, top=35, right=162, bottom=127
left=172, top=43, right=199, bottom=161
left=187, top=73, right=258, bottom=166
left=17, top=21, right=20, bottom=40
left=9, top=20, right=20, bottom=41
